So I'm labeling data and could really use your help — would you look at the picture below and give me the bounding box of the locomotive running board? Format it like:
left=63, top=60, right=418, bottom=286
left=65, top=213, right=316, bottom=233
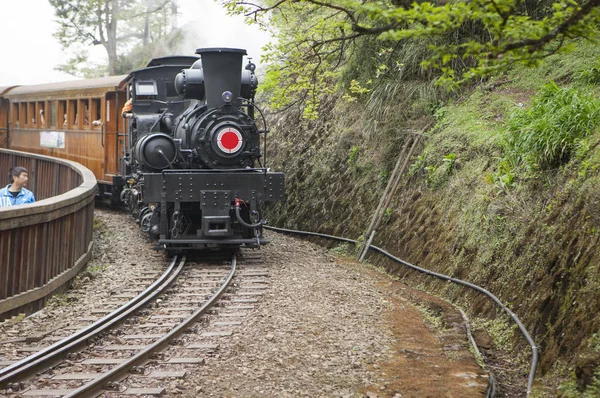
left=158, top=238, right=269, bottom=245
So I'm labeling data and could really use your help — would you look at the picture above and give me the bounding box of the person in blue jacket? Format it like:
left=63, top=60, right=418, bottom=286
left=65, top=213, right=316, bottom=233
left=0, top=166, right=35, bottom=207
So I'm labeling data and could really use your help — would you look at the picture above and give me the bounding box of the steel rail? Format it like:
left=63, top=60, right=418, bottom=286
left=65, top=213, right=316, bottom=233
left=265, top=225, right=538, bottom=397
left=0, top=256, right=184, bottom=387
left=64, top=253, right=237, bottom=398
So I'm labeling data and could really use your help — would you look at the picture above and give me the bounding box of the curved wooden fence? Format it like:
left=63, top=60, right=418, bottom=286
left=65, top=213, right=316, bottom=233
left=0, top=149, right=96, bottom=321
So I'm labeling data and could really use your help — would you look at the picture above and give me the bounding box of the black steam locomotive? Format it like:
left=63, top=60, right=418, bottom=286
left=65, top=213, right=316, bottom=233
left=122, top=48, right=284, bottom=251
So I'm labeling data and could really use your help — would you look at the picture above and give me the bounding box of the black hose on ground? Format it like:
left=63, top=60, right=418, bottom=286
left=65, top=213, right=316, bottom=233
left=264, top=225, right=538, bottom=397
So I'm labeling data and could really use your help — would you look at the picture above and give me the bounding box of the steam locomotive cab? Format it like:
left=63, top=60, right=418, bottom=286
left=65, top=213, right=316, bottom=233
left=123, top=48, right=284, bottom=251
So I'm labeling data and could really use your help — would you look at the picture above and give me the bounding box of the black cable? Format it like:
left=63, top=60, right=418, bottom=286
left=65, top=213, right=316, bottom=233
left=264, top=225, right=538, bottom=397
left=235, top=205, right=263, bottom=228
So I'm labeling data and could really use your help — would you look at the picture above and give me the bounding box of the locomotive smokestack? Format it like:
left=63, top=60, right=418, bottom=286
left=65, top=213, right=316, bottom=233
left=196, top=47, right=246, bottom=109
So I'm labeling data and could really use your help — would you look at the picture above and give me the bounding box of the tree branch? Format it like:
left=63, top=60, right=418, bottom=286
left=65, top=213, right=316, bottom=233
left=500, top=0, right=600, bottom=53
left=126, top=0, right=172, bottom=19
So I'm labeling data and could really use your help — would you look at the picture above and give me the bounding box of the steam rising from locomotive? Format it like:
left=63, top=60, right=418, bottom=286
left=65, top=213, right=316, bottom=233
left=123, top=48, right=284, bottom=251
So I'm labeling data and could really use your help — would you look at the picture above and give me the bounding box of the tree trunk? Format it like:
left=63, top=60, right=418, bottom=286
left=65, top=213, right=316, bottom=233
left=105, top=0, right=119, bottom=75
left=143, top=0, right=151, bottom=46
left=170, top=0, right=178, bottom=30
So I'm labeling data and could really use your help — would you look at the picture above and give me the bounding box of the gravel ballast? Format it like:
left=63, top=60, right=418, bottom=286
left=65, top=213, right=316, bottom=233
left=0, top=208, right=488, bottom=397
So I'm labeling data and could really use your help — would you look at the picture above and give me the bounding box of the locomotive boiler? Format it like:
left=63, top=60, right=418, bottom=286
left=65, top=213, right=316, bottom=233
left=123, top=48, right=284, bottom=251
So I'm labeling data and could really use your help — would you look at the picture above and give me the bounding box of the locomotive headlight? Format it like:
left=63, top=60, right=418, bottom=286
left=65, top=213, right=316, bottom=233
left=222, top=91, right=233, bottom=103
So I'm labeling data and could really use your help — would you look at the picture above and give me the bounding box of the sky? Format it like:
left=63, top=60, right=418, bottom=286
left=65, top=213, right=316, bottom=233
left=0, top=0, right=272, bottom=87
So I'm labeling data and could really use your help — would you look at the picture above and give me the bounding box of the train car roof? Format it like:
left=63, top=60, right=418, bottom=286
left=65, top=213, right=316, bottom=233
left=146, top=56, right=199, bottom=67
left=4, top=75, right=128, bottom=97
left=126, top=58, right=199, bottom=80
left=0, top=86, right=19, bottom=96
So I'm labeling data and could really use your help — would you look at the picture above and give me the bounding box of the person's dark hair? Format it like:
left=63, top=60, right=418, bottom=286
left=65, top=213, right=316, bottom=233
left=10, top=166, right=28, bottom=182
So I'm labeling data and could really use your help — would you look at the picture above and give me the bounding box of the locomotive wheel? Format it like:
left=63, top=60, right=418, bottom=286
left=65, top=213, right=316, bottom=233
left=138, top=207, right=150, bottom=225
left=141, top=212, right=153, bottom=233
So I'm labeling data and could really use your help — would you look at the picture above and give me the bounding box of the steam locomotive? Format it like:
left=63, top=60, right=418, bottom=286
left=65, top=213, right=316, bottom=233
left=122, top=48, right=284, bottom=251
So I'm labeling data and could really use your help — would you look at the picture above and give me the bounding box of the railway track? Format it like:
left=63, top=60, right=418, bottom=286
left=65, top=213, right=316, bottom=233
left=0, top=249, right=267, bottom=397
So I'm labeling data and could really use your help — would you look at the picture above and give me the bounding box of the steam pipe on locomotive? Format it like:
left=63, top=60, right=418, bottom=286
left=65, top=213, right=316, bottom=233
left=122, top=48, right=284, bottom=251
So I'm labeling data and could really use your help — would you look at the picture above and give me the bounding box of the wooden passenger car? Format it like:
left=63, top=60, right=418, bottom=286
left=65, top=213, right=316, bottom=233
left=0, top=76, right=128, bottom=194
left=0, top=86, right=18, bottom=149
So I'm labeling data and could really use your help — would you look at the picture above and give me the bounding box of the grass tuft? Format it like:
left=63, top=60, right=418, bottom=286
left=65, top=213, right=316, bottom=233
left=502, top=81, right=600, bottom=171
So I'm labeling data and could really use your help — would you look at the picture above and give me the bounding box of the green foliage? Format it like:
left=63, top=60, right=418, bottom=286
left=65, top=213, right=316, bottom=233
left=416, top=304, right=445, bottom=330
left=226, top=0, right=600, bottom=117
left=502, top=81, right=600, bottom=171
left=422, top=153, right=460, bottom=188
left=347, top=145, right=360, bottom=165
left=472, top=316, right=517, bottom=352
left=329, top=243, right=352, bottom=254
left=558, top=368, right=600, bottom=397
left=87, top=263, right=110, bottom=273
left=588, top=332, right=600, bottom=352
left=378, top=169, right=389, bottom=186
left=575, top=57, right=600, bottom=84
left=47, top=293, right=69, bottom=308
left=408, top=154, right=427, bottom=177
left=486, top=159, right=517, bottom=192
left=246, top=1, right=347, bottom=119
left=54, top=50, right=109, bottom=78
left=488, top=171, right=517, bottom=192
left=342, top=79, right=372, bottom=102
left=383, top=207, right=393, bottom=224
left=93, top=217, right=104, bottom=231
left=442, top=153, right=457, bottom=170
left=7, top=313, right=26, bottom=323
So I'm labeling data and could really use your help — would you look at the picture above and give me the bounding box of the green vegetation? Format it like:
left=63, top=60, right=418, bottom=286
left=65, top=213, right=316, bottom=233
left=228, top=0, right=600, bottom=117
left=261, top=29, right=600, bottom=396
left=86, top=263, right=110, bottom=273
left=472, top=315, right=517, bottom=352
left=92, top=217, right=104, bottom=231
left=558, top=372, right=600, bottom=398
left=502, top=81, right=600, bottom=171
left=415, top=303, right=445, bottom=330
left=329, top=243, right=353, bottom=255
left=7, top=313, right=26, bottom=324
left=347, top=145, right=360, bottom=166
left=47, top=293, right=70, bottom=308
left=237, top=0, right=600, bottom=392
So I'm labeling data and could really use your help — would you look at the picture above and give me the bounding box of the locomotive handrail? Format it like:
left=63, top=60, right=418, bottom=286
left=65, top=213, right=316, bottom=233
left=240, top=97, right=269, bottom=166
left=0, top=148, right=97, bottom=321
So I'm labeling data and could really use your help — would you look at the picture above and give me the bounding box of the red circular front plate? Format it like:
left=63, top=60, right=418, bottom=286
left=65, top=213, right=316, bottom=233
left=216, top=128, right=243, bottom=154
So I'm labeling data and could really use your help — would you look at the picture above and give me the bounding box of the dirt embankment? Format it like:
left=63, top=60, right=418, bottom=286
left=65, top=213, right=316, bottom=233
left=264, top=87, right=600, bottom=395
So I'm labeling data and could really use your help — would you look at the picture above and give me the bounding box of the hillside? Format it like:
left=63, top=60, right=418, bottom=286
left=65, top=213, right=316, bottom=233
left=264, top=40, right=600, bottom=396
